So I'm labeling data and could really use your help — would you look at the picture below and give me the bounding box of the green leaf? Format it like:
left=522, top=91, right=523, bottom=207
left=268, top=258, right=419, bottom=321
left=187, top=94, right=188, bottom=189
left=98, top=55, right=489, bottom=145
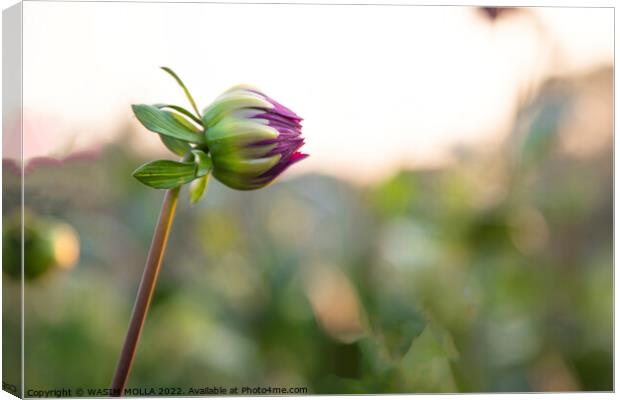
left=191, top=149, right=213, bottom=177
left=160, top=67, right=201, bottom=119
left=132, top=104, right=207, bottom=145
left=132, top=159, right=197, bottom=189
left=189, top=175, right=209, bottom=205
left=154, top=104, right=203, bottom=126
left=399, top=325, right=458, bottom=392
left=159, top=135, right=191, bottom=157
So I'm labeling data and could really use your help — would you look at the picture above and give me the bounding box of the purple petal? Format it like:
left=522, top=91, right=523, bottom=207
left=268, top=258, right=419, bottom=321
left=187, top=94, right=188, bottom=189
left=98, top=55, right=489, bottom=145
left=247, top=89, right=302, bottom=121
left=253, top=111, right=302, bottom=129
left=259, top=151, right=308, bottom=181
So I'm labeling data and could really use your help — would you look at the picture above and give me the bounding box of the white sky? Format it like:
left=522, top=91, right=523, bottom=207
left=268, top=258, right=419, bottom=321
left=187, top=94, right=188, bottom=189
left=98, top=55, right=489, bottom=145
left=20, top=2, right=613, bottom=182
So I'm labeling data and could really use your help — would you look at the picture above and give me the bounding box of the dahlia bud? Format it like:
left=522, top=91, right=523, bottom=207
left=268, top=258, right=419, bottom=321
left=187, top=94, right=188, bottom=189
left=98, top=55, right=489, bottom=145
left=132, top=68, right=308, bottom=203
left=202, top=85, right=308, bottom=190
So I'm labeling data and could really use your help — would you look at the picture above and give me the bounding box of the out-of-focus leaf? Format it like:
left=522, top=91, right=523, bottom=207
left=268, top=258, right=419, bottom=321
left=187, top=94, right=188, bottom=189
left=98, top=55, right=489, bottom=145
left=132, top=159, right=196, bottom=189
left=132, top=104, right=206, bottom=145
left=372, top=295, right=426, bottom=359
left=399, top=325, right=458, bottom=392
left=316, top=337, right=399, bottom=393
left=358, top=337, right=394, bottom=378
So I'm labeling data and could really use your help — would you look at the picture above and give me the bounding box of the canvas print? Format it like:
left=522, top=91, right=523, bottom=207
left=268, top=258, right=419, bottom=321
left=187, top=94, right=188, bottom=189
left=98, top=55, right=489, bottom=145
left=2, top=2, right=613, bottom=397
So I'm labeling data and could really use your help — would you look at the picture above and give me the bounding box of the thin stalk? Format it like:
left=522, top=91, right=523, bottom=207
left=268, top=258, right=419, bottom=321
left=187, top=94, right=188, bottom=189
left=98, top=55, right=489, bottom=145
left=110, top=186, right=181, bottom=396
left=160, top=66, right=202, bottom=120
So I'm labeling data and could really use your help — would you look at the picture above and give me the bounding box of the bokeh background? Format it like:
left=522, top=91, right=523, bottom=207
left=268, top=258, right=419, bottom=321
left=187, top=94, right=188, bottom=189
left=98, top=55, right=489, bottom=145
left=3, top=3, right=613, bottom=394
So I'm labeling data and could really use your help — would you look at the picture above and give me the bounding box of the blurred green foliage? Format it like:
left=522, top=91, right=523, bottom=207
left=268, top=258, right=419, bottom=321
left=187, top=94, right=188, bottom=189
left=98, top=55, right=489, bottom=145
left=3, top=67, right=612, bottom=393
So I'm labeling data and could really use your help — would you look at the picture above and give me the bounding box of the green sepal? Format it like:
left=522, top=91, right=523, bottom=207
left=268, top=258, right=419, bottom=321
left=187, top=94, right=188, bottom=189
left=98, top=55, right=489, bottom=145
left=159, top=135, right=191, bottom=157
left=154, top=104, right=203, bottom=126
left=191, top=149, right=213, bottom=178
left=132, top=104, right=207, bottom=145
left=149, top=103, right=202, bottom=156
left=132, top=159, right=197, bottom=189
left=160, top=67, right=201, bottom=119
left=189, top=175, right=209, bottom=205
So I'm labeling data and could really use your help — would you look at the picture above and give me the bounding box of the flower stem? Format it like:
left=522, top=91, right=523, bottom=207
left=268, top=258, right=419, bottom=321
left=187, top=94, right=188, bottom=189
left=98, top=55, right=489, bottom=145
left=110, top=186, right=181, bottom=396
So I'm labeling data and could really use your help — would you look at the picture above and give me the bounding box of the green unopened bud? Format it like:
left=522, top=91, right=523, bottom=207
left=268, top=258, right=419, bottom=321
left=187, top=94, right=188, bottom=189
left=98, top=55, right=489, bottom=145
left=3, top=211, right=80, bottom=281
left=202, top=86, right=308, bottom=190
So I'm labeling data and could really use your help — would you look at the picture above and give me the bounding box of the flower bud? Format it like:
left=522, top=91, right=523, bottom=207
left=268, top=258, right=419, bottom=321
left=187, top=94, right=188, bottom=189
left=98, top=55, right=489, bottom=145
left=202, top=86, right=308, bottom=190
left=3, top=211, right=80, bottom=280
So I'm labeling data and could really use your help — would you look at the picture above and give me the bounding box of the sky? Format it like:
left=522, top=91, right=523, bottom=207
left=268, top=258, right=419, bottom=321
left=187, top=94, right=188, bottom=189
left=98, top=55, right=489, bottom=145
left=18, top=2, right=613, bottom=183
